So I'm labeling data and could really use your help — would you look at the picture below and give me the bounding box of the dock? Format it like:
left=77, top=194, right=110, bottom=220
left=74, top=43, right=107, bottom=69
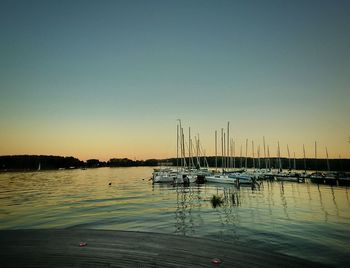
left=0, top=229, right=328, bottom=267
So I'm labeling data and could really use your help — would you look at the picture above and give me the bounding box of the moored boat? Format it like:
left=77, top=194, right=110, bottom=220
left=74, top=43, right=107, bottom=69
left=275, top=172, right=305, bottom=183
left=205, top=174, right=237, bottom=184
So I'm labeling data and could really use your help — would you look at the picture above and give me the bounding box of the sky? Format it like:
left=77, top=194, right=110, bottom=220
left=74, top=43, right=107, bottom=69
left=0, top=0, right=350, bottom=161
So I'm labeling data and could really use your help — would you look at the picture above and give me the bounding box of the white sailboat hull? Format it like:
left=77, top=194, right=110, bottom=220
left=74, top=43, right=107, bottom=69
left=205, top=175, right=237, bottom=184
left=228, top=172, right=254, bottom=184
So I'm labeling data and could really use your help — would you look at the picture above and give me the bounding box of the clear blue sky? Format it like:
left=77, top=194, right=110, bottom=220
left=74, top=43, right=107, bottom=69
left=1, top=0, right=349, bottom=160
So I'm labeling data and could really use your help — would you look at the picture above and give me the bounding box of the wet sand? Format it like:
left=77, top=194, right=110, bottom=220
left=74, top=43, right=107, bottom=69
left=0, top=229, right=328, bottom=267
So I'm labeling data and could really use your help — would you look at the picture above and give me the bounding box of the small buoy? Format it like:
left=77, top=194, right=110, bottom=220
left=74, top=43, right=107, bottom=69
left=211, top=258, right=222, bottom=265
left=79, top=242, right=87, bottom=247
left=109, top=182, right=112, bottom=185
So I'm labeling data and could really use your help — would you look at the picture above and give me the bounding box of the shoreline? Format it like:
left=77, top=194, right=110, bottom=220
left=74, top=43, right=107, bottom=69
left=1, top=155, right=350, bottom=172
left=0, top=229, right=330, bottom=267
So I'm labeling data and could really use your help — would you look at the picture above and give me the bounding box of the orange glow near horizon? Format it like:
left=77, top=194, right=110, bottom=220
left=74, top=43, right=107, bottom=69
left=1, top=119, right=349, bottom=161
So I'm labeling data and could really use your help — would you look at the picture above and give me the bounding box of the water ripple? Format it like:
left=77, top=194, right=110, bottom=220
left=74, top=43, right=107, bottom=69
left=0, top=167, right=349, bottom=266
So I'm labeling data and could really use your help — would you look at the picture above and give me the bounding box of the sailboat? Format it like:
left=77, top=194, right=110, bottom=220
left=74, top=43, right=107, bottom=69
left=309, top=141, right=325, bottom=183
left=227, top=138, right=255, bottom=185
left=274, top=143, right=305, bottom=183
left=152, top=121, right=181, bottom=183
left=205, top=123, right=237, bottom=184
left=153, top=120, right=209, bottom=185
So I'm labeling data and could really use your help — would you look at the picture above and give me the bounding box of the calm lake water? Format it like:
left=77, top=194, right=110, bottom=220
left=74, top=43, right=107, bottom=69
left=0, top=167, right=349, bottom=266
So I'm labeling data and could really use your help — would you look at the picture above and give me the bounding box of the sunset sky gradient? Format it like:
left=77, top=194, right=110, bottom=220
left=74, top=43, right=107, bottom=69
left=1, top=0, right=350, bottom=160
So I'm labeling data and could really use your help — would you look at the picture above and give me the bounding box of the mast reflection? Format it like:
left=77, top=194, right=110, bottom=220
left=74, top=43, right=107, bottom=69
left=174, top=185, right=195, bottom=236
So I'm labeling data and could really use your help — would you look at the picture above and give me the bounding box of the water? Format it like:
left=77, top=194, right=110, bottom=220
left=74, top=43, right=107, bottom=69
left=1, top=167, right=349, bottom=266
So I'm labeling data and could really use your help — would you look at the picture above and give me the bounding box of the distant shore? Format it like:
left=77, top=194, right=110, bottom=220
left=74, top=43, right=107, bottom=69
left=0, top=229, right=330, bottom=267
left=0, top=154, right=349, bottom=172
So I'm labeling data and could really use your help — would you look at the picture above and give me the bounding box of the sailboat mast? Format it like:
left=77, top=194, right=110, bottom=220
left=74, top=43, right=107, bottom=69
left=230, top=138, right=234, bottom=169
left=223, top=132, right=226, bottom=170
left=176, top=124, right=179, bottom=170
left=182, top=128, right=186, bottom=167
left=177, top=119, right=183, bottom=168
left=180, top=131, right=183, bottom=167
left=263, top=136, right=267, bottom=169
left=198, top=134, right=201, bottom=168
left=215, top=130, right=217, bottom=171
left=188, top=127, right=191, bottom=168
left=227, top=122, right=230, bottom=171
left=224, top=132, right=227, bottom=169
left=233, top=140, right=236, bottom=169
left=287, top=144, right=291, bottom=170
left=326, top=146, right=330, bottom=171
left=221, top=128, right=224, bottom=172
left=195, top=135, right=200, bottom=169
left=245, top=138, right=248, bottom=169
left=190, top=138, right=195, bottom=168
left=303, top=144, right=306, bottom=173
left=252, top=140, right=255, bottom=169
left=277, top=141, right=281, bottom=171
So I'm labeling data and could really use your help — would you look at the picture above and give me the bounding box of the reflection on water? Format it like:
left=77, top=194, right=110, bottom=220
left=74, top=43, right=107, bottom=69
left=174, top=185, right=195, bottom=236
left=0, top=167, right=350, bottom=266
left=280, top=182, right=289, bottom=219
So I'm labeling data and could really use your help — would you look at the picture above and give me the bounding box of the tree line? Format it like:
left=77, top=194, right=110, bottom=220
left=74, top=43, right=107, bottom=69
left=0, top=155, right=349, bottom=171
left=0, top=155, right=160, bottom=171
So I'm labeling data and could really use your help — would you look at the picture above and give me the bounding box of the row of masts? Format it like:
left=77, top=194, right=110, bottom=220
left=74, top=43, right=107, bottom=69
left=178, top=120, right=333, bottom=172
left=177, top=119, right=209, bottom=171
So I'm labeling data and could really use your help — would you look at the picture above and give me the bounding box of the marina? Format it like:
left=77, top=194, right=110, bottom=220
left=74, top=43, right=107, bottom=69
left=151, top=121, right=350, bottom=187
